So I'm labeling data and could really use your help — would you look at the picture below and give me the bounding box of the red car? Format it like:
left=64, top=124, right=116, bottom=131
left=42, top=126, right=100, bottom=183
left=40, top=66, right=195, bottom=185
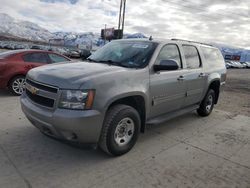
left=0, top=50, right=71, bottom=95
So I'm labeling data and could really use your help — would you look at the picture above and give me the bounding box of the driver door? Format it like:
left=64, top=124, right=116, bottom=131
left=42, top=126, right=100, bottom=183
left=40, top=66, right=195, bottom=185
left=149, top=44, right=188, bottom=118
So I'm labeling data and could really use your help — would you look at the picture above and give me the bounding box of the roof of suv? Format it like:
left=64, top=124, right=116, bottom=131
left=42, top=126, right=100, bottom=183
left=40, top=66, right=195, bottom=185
left=117, top=38, right=217, bottom=49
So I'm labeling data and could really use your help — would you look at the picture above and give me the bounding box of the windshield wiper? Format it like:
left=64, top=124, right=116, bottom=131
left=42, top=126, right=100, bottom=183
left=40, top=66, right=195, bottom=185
left=86, top=58, right=98, bottom=62
left=87, top=59, right=133, bottom=68
left=97, top=60, right=129, bottom=67
left=97, top=60, right=121, bottom=66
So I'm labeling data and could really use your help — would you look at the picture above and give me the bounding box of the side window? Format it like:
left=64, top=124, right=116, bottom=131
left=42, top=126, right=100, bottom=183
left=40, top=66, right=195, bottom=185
left=156, top=44, right=182, bottom=68
left=201, top=47, right=224, bottom=67
left=23, top=53, right=49, bottom=63
left=48, top=53, right=69, bottom=63
left=182, top=45, right=201, bottom=69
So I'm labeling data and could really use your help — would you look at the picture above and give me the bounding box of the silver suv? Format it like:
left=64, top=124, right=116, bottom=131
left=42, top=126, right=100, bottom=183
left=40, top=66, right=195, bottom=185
left=21, top=39, right=226, bottom=156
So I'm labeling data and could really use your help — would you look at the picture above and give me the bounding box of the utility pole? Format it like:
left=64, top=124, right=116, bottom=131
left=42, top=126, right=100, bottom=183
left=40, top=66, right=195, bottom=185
left=104, top=24, right=107, bottom=45
left=118, top=0, right=126, bottom=39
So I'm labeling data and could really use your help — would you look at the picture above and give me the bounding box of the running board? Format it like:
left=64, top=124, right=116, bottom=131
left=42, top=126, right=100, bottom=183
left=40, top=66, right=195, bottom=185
left=146, top=105, right=199, bottom=125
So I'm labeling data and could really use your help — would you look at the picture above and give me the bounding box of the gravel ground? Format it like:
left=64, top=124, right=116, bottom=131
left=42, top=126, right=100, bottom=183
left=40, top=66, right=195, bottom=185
left=0, top=67, right=250, bottom=187
left=216, top=69, right=250, bottom=117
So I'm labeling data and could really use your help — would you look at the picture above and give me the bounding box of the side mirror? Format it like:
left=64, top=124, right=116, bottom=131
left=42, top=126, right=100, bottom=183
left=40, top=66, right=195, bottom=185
left=154, top=59, right=179, bottom=71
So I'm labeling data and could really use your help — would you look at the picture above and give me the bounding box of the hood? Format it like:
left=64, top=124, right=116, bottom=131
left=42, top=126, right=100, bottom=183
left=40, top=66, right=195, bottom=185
left=27, top=61, right=127, bottom=89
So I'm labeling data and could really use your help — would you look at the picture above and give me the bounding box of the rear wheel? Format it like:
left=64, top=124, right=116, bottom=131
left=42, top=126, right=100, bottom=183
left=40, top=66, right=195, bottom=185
left=197, top=89, right=215, bottom=117
left=9, top=76, right=26, bottom=96
left=99, top=104, right=140, bottom=156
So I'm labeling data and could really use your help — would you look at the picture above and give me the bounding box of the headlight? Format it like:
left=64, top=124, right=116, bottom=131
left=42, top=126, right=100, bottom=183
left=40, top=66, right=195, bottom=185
left=58, top=90, right=95, bottom=110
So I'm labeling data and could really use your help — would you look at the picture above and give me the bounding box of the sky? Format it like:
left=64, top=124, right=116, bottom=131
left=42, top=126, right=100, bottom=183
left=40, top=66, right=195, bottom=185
left=0, top=0, right=250, bottom=49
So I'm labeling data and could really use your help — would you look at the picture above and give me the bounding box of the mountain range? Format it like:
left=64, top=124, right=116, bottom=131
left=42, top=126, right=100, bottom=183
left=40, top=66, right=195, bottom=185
left=0, top=13, right=146, bottom=47
left=0, top=12, right=248, bottom=55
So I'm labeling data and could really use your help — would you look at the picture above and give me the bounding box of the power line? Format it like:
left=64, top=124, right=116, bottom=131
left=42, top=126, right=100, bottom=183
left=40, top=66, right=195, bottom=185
left=162, top=0, right=250, bottom=21
left=178, top=0, right=249, bottom=18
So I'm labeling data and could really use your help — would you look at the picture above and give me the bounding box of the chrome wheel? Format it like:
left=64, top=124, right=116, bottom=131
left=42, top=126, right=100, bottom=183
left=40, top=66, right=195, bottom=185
left=12, top=78, right=25, bottom=95
left=206, top=95, right=213, bottom=112
left=114, top=117, right=135, bottom=146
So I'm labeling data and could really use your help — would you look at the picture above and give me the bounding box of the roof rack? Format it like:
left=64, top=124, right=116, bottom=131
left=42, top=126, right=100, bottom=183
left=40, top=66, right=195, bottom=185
left=171, top=38, right=213, bottom=47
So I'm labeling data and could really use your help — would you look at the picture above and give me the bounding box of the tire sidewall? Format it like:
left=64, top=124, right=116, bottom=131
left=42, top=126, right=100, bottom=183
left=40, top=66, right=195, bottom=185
left=9, top=76, right=25, bottom=96
left=204, top=90, right=215, bottom=115
left=106, top=107, right=140, bottom=156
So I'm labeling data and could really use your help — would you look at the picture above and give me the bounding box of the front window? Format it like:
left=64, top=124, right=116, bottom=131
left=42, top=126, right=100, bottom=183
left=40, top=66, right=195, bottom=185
left=155, top=44, right=182, bottom=68
left=88, top=41, right=158, bottom=68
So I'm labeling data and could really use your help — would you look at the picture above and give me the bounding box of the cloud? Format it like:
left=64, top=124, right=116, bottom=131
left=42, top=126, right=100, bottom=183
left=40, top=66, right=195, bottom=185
left=0, top=0, right=249, bottom=48
left=40, top=0, right=78, bottom=4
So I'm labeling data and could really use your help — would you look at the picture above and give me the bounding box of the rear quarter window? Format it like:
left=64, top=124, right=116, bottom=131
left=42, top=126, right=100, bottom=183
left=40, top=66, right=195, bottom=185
left=48, top=53, right=70, bottom=63
left=201, top=47, right=224, bottom=68
left=23, top=53, right=49, bottom=63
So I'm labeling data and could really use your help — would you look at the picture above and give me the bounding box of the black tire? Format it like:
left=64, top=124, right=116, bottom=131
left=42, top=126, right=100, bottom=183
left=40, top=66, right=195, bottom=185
left=99, top=104, right=141, bottom=156
left=8, top=76, right=26, bottom=96
left=197, top=89, right=215, bottom=117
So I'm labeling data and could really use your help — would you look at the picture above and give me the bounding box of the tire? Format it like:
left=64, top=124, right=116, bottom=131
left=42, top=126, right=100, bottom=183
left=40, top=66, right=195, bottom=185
left=9, top=76, right=26, bottom=96
left=197, top=89, right=215, bottom=117
left=99, top=104, right=141, bottom=156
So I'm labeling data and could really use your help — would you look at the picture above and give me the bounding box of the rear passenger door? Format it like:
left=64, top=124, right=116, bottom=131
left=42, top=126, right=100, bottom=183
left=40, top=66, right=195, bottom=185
left=181, top=45, right=207, bottom=107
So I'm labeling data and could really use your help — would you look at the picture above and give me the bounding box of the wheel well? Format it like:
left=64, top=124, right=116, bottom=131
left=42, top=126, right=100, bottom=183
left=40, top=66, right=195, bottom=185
left=208, top=80, right=220, bottom=104
left=108, top=96, right=146, bottom=133
left=7, top=74, right=25, bottom=87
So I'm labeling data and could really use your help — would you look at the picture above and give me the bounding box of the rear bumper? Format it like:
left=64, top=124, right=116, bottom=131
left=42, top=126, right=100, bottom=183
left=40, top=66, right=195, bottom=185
left=20, top=93, right=104, bottom=144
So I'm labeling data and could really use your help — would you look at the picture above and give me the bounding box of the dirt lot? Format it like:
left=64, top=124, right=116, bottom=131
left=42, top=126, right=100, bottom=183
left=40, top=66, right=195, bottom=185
left=216, top=69, right=250, bottom=116
left=0, top=69, right=250, bottom=188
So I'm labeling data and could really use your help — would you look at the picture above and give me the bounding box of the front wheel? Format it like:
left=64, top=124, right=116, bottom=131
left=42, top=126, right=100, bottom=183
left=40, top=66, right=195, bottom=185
left=99, top=104, right=141, bottom=156
left=197, top=89, right=215, bottom=117
left=9, top=76, right=26, bottom=96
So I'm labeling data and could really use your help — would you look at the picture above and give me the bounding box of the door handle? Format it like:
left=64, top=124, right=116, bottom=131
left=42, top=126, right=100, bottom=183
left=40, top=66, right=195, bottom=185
left=199, top=73, right=206, bottom=77
left=177, top=75, right=185, bottom=81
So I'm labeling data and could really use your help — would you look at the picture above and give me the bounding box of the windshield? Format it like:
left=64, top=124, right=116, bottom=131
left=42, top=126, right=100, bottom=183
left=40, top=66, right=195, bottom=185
left=88, top=41, right=157, bottom=68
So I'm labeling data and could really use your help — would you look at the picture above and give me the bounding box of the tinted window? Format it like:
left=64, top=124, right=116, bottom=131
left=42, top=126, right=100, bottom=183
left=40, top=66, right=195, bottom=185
left=48, top=53, right=69, bottom=63
left=182, top=45, right=201, bottom=69
left=156, top=44, right=182, bottom=68
left=201, top=47, right=224, bottom=67
left=23, top=53, right=49, bottom=63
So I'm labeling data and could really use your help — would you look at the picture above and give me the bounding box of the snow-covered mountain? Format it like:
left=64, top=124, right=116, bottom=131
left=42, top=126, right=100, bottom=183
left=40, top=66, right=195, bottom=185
left=211, top=42, right=244, bottom=54
left=53, top=31, right=100, bottom=46
left=1, top=12, right=246, bottom=55
left=0, top=13, right=146, bottom=47
left=124, top=33, right=147, bottom=39
left=0, top=13, right=54, bottom=41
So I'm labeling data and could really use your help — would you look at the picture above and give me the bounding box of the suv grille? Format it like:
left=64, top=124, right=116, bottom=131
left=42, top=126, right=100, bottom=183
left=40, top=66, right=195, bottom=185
left=26, top=79, right=58, bottom=93
left=26, top=89, right=54, bottom=108
left=25, top=79, right=58, bottom=108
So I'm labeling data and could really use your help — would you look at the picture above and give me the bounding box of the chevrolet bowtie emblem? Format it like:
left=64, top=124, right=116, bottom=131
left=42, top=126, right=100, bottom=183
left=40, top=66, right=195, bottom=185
left=30, top=86, right=39, bottom=95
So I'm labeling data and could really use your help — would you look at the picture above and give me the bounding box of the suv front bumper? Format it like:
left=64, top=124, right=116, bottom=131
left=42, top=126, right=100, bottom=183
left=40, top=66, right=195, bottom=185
left=20, top=94, right=104, bottom=144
